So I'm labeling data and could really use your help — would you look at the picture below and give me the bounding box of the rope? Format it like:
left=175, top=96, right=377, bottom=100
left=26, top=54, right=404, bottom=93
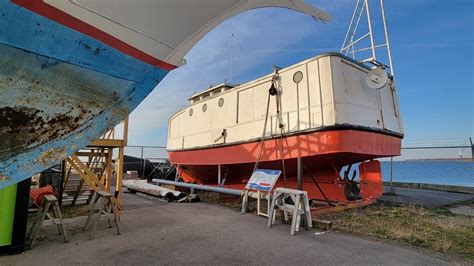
left=274, top=75, right=288, bottom=187
left=252, top=90, right=272, bottom=173
left=252, top=73, right=288, bottom=188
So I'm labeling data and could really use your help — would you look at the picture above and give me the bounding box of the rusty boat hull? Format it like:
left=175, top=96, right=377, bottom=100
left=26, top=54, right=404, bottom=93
left=0, top=2, right=169, bottom=189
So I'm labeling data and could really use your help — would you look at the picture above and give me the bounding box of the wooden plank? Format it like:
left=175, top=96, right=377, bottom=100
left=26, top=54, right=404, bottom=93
left=89, top=139, right=124, bottom=147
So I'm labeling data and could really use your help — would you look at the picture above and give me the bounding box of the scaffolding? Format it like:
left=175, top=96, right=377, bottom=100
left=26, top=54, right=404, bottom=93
left=61, top=118, right=128, bottom=216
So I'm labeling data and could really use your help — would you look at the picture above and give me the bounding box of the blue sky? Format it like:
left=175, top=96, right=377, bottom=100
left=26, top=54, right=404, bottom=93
left=128, top=0, right=473, bottom=148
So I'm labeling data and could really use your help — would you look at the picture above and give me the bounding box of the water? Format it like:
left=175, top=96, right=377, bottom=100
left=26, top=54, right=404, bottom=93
left=380, top=160, right=473, bottom=187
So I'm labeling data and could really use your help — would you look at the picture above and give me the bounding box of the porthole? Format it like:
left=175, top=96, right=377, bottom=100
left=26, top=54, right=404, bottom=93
left=202, top=103, right=207, bottom=112
left=189, top=108, right=193, bottom=116
left=218, top=98, right=224, bottom=107
left=293, top=71, right=303, bottom=83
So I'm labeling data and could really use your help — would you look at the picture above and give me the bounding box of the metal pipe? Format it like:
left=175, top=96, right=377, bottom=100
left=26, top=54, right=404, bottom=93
left=364, top=0, right=377, bottom=61
left=470, top=137, right=473, bottom=160
left=341, top=0, right=360, bottom=52
left=140, top=146, right=145, bottom=178
left=123, top=180, right=184, bottom=199
left=152, top=179, right=268, bottom=199
left=390, top=156, right=394, bottom=194
left=380, top=0, right=394, bottom=76
left=297, top=157, right=303, bottom=190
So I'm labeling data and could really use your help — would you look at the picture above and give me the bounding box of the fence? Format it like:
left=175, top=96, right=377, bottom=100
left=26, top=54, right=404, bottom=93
left=123, top=145, right=171, bottom=180
left=125, top=139, right=474, bottom=188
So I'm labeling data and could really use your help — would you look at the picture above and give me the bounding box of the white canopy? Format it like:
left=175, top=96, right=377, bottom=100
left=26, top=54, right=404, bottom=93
left=45, top=0, right=330, bottom=66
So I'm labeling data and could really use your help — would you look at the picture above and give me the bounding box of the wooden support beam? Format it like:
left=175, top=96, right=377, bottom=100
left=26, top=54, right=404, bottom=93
left=115, top=147, right=124, bottom=209
left=88, top=139, right=124, bottom=148
left=65, top=155, right=120, bottom=215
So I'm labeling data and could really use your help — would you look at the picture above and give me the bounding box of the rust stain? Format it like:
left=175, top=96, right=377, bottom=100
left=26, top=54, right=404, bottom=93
left=0, top=174, right=9, bottom=182
left=36, top=147, right=67, bottom=166
left=0, top=105, right=89, bottom=161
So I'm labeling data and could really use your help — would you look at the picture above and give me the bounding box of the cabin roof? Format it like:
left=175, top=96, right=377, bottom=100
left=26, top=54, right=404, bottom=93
left=188, top=83, right=237, bottom=102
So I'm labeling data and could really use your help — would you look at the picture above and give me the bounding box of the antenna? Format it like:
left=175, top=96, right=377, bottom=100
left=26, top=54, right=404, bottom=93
left=340, top=0, right=395, bottom=76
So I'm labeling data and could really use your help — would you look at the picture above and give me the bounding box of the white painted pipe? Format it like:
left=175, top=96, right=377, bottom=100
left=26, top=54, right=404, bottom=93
left=152, top=179, right=268, bottom=200
left=123, top=180, right=184, bottom=199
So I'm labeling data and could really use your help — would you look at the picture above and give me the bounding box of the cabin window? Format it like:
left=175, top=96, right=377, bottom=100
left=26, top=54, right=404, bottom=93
left=201, top=93, right=210, bottom=100
left=293, top=71, right=303, bottom=83
left=218, top=98, right=224, bottom=107
left=189, top=108, right=193, bottom=116
left=202, top=103, right=207, bottom=112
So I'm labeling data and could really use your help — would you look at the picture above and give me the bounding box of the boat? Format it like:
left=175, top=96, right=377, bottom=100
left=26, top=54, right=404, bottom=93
left=0, top=0, right=330, bottom=189
left=167, top=54, right=403, bottom=202
left=167, top=1, right=403, bottom=203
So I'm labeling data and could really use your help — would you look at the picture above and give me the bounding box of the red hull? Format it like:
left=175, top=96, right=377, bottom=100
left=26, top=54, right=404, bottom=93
left=168, top=129, right=401, bottom=202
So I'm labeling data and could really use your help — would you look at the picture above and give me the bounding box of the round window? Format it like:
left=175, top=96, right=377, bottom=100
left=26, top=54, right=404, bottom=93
left=218, top=98, right=224, bottom=107
left=189, top=108, right=193, bottom=116
left=293, top=71, right=303, bottom=83
left=202, top=103, right=207, bottom=112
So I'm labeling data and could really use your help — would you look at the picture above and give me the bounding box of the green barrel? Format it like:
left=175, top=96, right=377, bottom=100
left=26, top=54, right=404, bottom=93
left=0, top=183, right=17, bottom=246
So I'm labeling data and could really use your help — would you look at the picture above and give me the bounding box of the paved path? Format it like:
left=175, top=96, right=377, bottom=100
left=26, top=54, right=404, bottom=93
left=381, top=186, right=474, bottom=208
left=3, top=193, right=454, bottom=265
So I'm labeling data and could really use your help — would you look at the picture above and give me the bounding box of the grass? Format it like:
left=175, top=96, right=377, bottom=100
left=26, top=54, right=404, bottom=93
left=320, top=202, right=474, bottom=261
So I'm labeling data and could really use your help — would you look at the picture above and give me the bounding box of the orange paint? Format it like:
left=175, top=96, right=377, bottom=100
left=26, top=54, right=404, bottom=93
left=169, top=129, right=401, bottom=165
left=359, top=160, right=383, bottom=199
left=170, top=130, right=399, bottom=202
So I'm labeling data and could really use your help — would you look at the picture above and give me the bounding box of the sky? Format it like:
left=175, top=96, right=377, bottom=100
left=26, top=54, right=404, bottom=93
left=127, top=0, right=473, bottom=149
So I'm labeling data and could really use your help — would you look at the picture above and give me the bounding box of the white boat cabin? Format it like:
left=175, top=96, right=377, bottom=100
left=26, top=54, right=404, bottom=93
left=167, top=53, right=403, bottom=151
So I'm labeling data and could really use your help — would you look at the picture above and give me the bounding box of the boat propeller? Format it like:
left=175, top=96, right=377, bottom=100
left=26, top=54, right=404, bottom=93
left=343, top=165, right=360, bottom=201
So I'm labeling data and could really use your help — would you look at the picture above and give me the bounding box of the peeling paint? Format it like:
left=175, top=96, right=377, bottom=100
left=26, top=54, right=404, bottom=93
left=0, top=2, right=169, bottom=189
left=0, top=174, right=9, bottom=182
left=36, top=147, right=67, bottom=166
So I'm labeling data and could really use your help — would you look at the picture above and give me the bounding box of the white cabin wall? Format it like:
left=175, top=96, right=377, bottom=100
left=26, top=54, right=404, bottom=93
left=167, top=54, right=403, bottom=151
left=379, top=83, right=402, bottom=133
left=330, top=58, right=402, bottom=134
left=298, top=64, right=311, bottom=131
left=319, top=57, right=336, bottom=127
left=307, top=60, right=323, bottom=128
left=278, top=64, right=311, bottom=133
left=331, top=58, right=382, bottom=129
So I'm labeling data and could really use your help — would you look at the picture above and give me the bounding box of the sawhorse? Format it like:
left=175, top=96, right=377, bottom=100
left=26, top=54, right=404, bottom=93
left=26, top=194, right=68, bottom=249
left=267, top=187, right=312, bottom=235
left=84, top=190, right=120, bottom=239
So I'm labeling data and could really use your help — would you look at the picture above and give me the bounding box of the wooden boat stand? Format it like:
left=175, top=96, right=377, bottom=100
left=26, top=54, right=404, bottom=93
left=26, top=194, right=68, bottom=249
left=267, top=187, right=312, bottom=235
left=84, top=190, right=121, bottom=239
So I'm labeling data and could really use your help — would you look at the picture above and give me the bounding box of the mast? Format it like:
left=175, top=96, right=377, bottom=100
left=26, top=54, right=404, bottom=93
left=340, top=0, right=395, bottom=75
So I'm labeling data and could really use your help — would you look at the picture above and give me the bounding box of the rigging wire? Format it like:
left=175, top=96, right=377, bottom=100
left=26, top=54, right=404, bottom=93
left=252, top=88, right=272, bottom=174
left=251, top=71, right=290, bottom=188
left=224, top=33, right=235, bottom=83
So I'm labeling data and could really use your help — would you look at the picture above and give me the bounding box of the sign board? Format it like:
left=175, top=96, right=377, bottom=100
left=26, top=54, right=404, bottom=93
left=245, top=169, right=281, bottom=192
